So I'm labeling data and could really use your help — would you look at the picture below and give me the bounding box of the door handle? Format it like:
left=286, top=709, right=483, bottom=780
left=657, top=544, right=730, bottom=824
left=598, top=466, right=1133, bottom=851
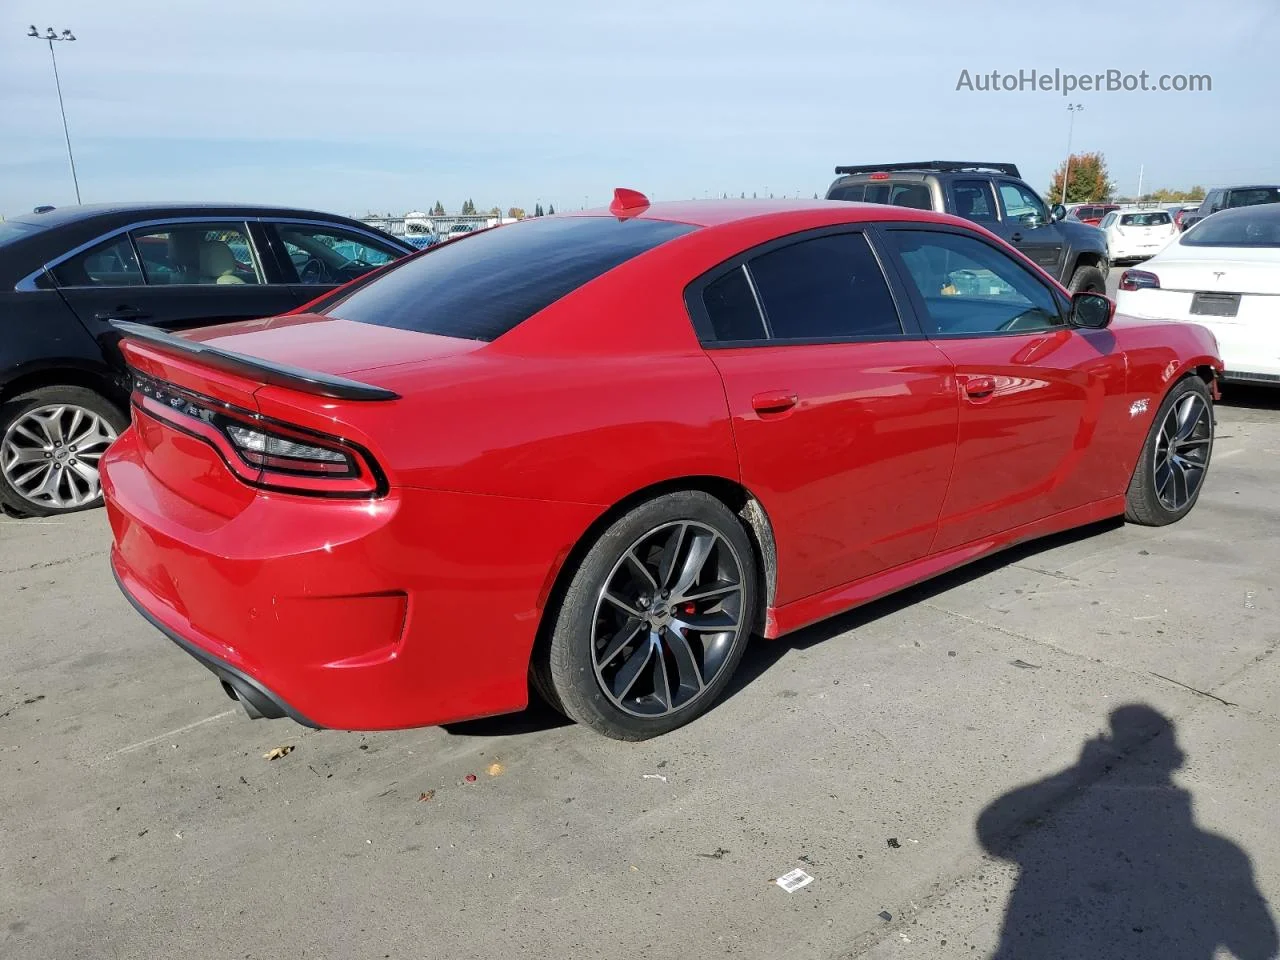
left=751, top=390, right=798, bottom=416
left=962, top=376, right=996, bottom=400
left=95, top=306, right=152, bottom=322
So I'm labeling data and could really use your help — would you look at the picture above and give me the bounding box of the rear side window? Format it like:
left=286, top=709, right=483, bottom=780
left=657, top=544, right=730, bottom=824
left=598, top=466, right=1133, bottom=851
left=747, top=232, right=902, bottom=340
left=828, top=183, right=866, bottom=202
left=702, top=267, right=766, bottom=342
left=50, top=236, right=144, bottom=287
left=1227, top=187, right=1280, bottom=208
left=952, top=180, right=997, bottom=222
left=1120, top=212, right=1172, bottom=226
left=327, top=217, right=695, bottom=341
left=889, top=183, right=933, bottom=210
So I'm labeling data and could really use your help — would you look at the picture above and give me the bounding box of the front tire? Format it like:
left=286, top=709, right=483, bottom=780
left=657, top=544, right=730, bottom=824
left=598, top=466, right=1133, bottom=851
left=1125, top=376, right=1214, bottom=526
left=0, top=386, right=127, bottom=518
left=1067, top=264, right=1107, bottom=294
left=540, top=491, right=758, bottom=740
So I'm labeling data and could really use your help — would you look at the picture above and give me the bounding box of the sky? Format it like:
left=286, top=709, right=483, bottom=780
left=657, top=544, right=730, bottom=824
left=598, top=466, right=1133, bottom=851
left=2, top=0, right=1278, bottom=218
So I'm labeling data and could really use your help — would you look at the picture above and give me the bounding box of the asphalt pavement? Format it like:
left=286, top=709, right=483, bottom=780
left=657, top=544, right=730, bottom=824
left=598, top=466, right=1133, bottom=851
left=2, top=390, right=1278, bottom=960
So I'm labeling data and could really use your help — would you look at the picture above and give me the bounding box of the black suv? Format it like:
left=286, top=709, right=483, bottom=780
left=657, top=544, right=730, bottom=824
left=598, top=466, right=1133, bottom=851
left=825, top=162, right=1109, bottom=294
left=1180, top=185, right=1280, bottom=231
left=0, top=202, right=414, bottom=517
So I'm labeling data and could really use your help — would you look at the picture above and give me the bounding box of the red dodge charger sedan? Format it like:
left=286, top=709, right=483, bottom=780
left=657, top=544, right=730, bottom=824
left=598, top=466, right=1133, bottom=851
left=102, top=191, right=1221, bottom=740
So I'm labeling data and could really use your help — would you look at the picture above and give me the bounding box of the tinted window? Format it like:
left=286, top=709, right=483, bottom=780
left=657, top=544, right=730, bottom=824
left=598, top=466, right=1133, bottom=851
left=1182, top=206, right=1280, bottom=247
left=132, top=223, right=261, bottom=285
left=1100, top=213, right=1118, bottom=228
left=50, top=236, right=144, bottom=287
left=953, top=180, right=997, bottom=222
left=827, top=183, right=865, bottom=202
left=1119, top=212, right=1172, bottom=226
left=889, top=183, right=933, bottom=210
left=702, top=266, right=766, bottom=342
left=746, top=232, right=902, bottom=341
left=327, top=217, right=695, bottom=341
left=275, top=224, right=404, bottom=285
left=1226, top=187, right=1280, bottom=209
left=998, top=182, right=1048, bottom=221
left=888, top=229, right=1063, bottom=335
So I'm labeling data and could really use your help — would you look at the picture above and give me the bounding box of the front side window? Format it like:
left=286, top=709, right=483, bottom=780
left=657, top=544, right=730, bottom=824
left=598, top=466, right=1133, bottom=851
left=998, top=182, right=1049, bottom=222
left=276, top=224, right=404, bottom=285
left=745, top=232, right=902, bottom=341
left=327, top=216, right=695, bottom=342
left=132, top=223, right=261, bottom=285
left=887, top=229, right=1063, bottom=336
left=953, top=180, right=997, bottom=223
left=50, top=236, right=144, bottom=287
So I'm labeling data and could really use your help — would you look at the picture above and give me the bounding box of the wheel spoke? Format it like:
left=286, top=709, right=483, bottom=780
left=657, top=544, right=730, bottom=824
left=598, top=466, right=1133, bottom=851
left=12, top=422, right=47, bottom=447
left=669, top=530, right=716, bottom=599
left=1175, top=397, right=1202, bottom=440
left=657, top=524, right=687, bottom=588
left=36, top=408, right=66, bottom=444
left=1155, top=460, right=1173, bottom=500
left=603, top=592, right=643, bottom=618
left=68, top=460, right=99, bottom=487
left=611, top=638, right=655, bottom=701
left=624, top=550, right=659, bottom=592
left=677, top=580, right=741, bottom=604
left=597, top=617, right=644, bottom=668
left=673, top=609, right=739, bottom=632
left=1171, top=460, right=1188, bottom=507
left=663, top=627, right=705, bottom=694
left=652, top=641, right=673, bottom=709
left=3, top=446, right=48, bottom=467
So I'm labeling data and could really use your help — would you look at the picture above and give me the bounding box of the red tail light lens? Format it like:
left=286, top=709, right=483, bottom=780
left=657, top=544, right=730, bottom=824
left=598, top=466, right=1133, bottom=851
left=130, top=371, right=385, bottom=497
left=869, top=172, right=890, bottom=180
left=1120, top=269, right=1161, bottom=292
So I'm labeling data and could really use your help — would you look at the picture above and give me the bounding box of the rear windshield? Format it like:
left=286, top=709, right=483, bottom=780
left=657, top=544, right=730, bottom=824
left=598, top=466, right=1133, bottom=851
left=0, top=219, right=48, bottom=248
left=828, top=180, right=933, bottom=209
left=1183, top=207, right=1280, bottom=247
left=1120, top=212, right=1171, bottom=226
left=325, top=216, right=695, bottom=341
left=1226, top=187, right=1280, bottom=209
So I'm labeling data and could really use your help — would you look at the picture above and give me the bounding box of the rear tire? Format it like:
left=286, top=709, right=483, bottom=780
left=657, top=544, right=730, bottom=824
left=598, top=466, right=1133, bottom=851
left=1067, top=264, right=1107, bottom=294
left=539, top=491, right=758, bottom=740
left=0, top=386, right=127, bottom=518
left=1125, top=377, right=1214, bottom=526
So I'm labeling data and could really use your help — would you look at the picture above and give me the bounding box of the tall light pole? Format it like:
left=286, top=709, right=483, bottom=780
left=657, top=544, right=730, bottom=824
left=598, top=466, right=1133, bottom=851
left=1060, top=103, right=1083, bottom=206
left=27, top=26, right=81, bottom=204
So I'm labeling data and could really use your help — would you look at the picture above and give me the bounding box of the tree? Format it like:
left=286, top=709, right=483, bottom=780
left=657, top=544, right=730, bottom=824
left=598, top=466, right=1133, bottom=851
left=507, top=207, right=525, bottom=219
left=488, top=206, right=501, bottom=216
left=461, top=199, right=476, bottom=215
left=547, top=203, right=555, bottom=215
left=1139, top=185, right=1206, bottom=202
left=1047, top=152, right=1113, bottom=204
left=533, top=203, right=544, bottom=217
left=432, top=201, right=445, bottom=216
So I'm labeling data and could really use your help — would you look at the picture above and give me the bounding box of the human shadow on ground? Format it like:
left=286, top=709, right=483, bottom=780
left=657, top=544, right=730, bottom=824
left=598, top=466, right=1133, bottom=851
left=976, top=703, right=1277, bottom=960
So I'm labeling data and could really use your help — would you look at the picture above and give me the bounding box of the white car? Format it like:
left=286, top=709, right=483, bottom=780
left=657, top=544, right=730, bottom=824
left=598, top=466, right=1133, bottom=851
left=1115, top=204, right=1280, bottom=385
left=1099, top=208, right=1178, bottom=262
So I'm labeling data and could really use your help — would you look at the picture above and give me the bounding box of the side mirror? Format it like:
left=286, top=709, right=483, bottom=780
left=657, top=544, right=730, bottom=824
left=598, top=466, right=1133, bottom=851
left=1070, top=291, right=1114, bottom=329
left=1049, top=203, right=1066, bottom=222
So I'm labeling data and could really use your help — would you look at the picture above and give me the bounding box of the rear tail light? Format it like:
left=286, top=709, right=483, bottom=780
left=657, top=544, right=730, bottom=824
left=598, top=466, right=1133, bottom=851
left=130, top=371, right=385, bottom=497
left=869, top=172, right=890, bottom=180
left=1120, top=269, right=1161, bottom=291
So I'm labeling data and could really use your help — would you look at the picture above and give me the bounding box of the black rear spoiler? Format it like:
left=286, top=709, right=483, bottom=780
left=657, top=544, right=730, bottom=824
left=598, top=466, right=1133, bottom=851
left=112, top=321, right=400, bottom=401
left=834, top=161, right=1021, bottom=178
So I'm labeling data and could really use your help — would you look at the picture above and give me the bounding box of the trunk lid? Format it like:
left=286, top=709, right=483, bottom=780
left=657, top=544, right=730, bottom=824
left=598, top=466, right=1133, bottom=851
left=1148, top=248, right=1280, bottom=294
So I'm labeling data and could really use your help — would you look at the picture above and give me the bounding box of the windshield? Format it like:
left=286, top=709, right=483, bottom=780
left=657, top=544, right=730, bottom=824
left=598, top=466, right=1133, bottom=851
left=1120, top=213, right=1171, bottom=226
left=0, top=219, right=48, bottom=248
left=325, top=216, right=696, bottom=341
left=1182, top=206, right=1280, bottom=247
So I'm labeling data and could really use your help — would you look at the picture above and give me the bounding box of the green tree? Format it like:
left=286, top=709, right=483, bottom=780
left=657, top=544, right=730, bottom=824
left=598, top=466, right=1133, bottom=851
left=432, top=200, right=445, bottom=216
left=461, top=199, right=476, bottom=215
left=533, top=203, right=543, bottom=217
left=1139, top=185, right=1206, bottom=202
left=1048, top=152, right=1113, bottom=204
left=507, top=207, right=525, bottom=219
left=547, top=203, right=555, bottom=215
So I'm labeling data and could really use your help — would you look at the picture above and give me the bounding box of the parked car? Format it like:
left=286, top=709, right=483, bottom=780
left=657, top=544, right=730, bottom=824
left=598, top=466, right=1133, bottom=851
left=102, top=190, right=1220, bottom=740
left=1099, top=208, right=1179, bottom=263
left=1171, top=204, right=1202, bottom=231
left=0, top=202, right=414, bottom=517
left=1180, top=185, right=1280, bottom=231
left=826, top=162, right=1110, bottom=293
left=1066, top=203, right=1119, bottom=226
left=1117, top=203, right=1280, bottom=387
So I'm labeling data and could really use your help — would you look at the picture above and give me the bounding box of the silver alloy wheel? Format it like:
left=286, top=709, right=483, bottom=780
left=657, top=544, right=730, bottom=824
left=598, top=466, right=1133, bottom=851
left=592, top=520, right=746, bottom=718
left=1, top=404, right=118, bottom=510
left=1153, top=392, right=1212, bottom=511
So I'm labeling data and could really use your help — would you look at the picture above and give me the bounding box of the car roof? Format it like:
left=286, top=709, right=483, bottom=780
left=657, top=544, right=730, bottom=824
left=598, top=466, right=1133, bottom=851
left=6, top=201, right=369, bottom=229
left=565, top=197, right=950, bottom=229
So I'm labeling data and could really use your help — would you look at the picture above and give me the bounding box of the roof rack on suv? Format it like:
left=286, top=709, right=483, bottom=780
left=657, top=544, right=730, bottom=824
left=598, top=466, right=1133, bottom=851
left=833, top=161, right=1022, bottom=178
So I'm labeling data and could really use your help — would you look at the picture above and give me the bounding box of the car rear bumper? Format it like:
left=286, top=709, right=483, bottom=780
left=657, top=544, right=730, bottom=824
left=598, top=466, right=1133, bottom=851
left=102, top=427, right=602, bottom=729
left=1115, top=291, right=1280, bottom=382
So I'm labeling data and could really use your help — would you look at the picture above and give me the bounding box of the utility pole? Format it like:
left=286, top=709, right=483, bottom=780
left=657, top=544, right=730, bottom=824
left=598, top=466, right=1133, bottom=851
left=27, top=26, right=81, bottom=204
left=1137, top=164, right=1145, bottom=201
left=1061, top=103, right=1083, bottom=206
